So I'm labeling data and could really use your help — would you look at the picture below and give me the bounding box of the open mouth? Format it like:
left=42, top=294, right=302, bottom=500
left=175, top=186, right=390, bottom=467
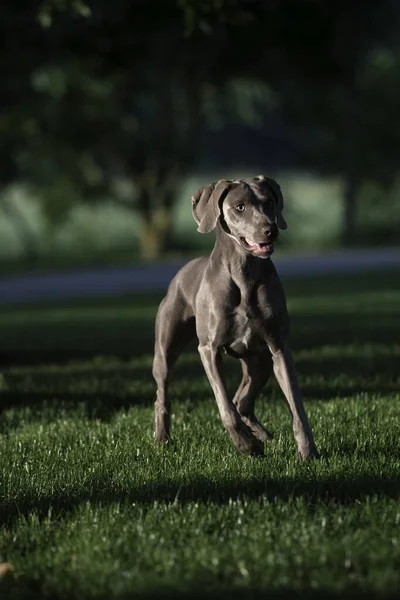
left=240, top=237, right=274, bottom=256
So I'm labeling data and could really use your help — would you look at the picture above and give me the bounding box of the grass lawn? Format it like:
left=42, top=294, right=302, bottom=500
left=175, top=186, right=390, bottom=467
left=0, top=269, right=399, bottom=599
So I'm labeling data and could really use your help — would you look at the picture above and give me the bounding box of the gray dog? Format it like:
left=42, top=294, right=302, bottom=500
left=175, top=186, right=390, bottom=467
left=153, top=175, right=319, bottom=460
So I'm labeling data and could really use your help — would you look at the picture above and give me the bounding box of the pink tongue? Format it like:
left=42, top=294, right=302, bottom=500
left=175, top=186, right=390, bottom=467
left=246, top=239, right=270, bottom=253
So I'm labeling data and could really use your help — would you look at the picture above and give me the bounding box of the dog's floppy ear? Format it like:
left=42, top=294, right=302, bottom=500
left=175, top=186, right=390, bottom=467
left=256, top=175, right=287, bottom=230
left=191, top=180, right=231, bottom=233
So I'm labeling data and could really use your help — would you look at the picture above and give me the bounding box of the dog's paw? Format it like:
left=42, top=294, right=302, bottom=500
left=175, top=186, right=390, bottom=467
left=242, top=415, right=273, bottom=442
left=298, top=445, right=320, bottom=461
left=229, top=421, right=264, bottom=457
left=154, top=430, right=170, bottom=444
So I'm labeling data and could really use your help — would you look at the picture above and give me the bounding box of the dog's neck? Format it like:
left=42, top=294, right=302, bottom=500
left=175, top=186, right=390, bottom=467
left=210, top=222, right=275, bottom=287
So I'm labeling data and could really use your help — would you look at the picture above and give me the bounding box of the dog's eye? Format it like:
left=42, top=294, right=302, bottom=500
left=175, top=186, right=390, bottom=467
left=236, top=204, right=245, bottom=212
left=266, top=200, right=273, bottom=208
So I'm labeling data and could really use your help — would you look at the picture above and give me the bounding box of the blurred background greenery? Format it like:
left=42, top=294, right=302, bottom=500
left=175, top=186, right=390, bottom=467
left=0, top=0, right=399, bottom=272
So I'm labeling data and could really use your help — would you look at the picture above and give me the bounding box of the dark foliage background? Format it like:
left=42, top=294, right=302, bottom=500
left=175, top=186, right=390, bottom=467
left=0, top=0, right=399, bottom=265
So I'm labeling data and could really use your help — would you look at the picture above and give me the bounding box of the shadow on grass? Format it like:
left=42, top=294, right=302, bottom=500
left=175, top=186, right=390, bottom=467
left=0, top=299, right=399, bottom=368
left=0, top=315, right=158, bottom=367
left=0, top=392, right=153, bottom=427
left=1, top=347, right=399, bottom=426
left=2, top=313, right=400, bottom=367
left=1, top=470, right=399, bottom=527
left=291, top=317, right=400, bottom=353
left=3, top=581, right=399, bottom=600
left=100, top=590, right=400, bottom=600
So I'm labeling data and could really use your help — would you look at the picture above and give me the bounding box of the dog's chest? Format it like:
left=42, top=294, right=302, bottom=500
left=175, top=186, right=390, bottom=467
left=224, top=311, right=267, bottom=357
left=219, top=280, right=277, bottom=357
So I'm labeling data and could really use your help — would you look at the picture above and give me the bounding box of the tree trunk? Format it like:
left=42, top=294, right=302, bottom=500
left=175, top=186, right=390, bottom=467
left=138, top=205, right=173, bottom=260
left=0, top=193, right=39, bottom=266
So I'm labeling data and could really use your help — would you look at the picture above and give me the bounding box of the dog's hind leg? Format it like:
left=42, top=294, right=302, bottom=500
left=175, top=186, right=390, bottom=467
left=233, top=352, right=274, bottom=442
left=153, top=297, right=196, bottom=443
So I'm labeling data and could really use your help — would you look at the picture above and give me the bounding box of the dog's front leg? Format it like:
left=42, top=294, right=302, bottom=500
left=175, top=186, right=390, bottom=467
left=270, top=343, right=320, bottom=460
left=198, top=345, right=264, bottom=457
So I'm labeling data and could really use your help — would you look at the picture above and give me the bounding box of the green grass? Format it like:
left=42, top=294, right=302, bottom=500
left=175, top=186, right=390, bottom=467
left=1, top=270, right=400, bottom=599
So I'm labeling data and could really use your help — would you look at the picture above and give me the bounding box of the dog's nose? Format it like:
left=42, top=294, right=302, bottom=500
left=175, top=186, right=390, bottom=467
left=261, top=223, right=278, bottom=240
left=262, top=227, right=274, bottom=239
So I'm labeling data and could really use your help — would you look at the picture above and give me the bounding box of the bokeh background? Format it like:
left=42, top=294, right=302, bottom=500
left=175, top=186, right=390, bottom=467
left=0, top=0, right=399, bottom=273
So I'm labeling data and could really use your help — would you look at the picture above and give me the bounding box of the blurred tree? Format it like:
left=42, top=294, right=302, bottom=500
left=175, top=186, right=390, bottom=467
left=181, top=0, right=400, bottom=245
left=0, top=0, right=399, bottom=260
left=9, top=0, right=275, bottom=258
left=26, top=0, right=279, bottom=258
left=0, top=192, right=39, bottom=265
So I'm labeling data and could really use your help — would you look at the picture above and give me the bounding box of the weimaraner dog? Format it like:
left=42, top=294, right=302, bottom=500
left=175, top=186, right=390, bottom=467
left=153, top=175, right=319, bottom=460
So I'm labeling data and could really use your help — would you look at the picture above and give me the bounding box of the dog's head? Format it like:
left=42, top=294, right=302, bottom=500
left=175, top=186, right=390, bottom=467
left=191, top=175, right=287, bottom=258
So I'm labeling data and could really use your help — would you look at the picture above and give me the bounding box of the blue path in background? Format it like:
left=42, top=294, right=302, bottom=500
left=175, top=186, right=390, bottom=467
left=0, top=248, right=399, bottom=305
